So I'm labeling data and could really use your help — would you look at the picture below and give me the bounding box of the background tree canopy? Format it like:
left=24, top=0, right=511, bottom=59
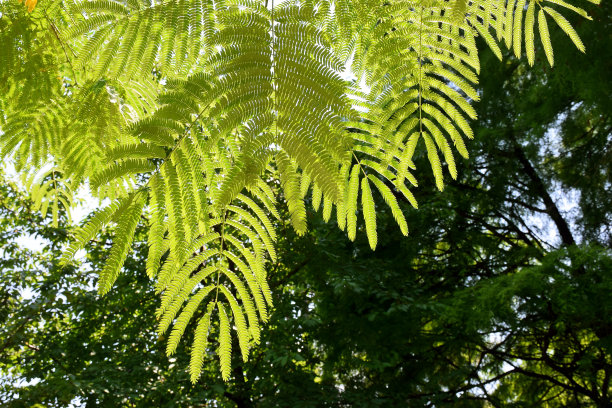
left=1, top=0, right=611, bottom=406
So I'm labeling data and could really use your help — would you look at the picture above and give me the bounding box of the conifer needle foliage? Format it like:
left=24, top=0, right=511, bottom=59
left=0, top=0, right=599, bottom=381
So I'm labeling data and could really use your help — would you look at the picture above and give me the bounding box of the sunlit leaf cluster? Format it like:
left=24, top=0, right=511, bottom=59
left=0, top=0, right=597, bottom=380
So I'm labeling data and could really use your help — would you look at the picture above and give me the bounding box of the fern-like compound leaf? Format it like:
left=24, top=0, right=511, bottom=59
left=346, top=164, right=361, bottom=241
left=98, top=190, right=147, bottom=295
left=368, top=175, right=408, bottom=236
left=166, top=285, right=216, bottom=356
left=61, top=195, right=133, bottom=265
left=3, top=0, right=598, bottom=382
left=360, top=176, right=377, bottom=250
left=525, top=0, right=537, bottom=66
left=544, top=6, right=585, bottom=53
left=217, top=302, right=232, bottom=381
left=513, top=0, right=528, bottom=58
left=219, top=285, right=251, bottom=362
left=538, top=9, right=555, bottom=67
left=190, top=302, right=215, bottom=383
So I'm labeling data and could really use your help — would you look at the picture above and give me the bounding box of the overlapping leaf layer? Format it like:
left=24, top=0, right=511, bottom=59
left=0, top=0, right=597, bottom=380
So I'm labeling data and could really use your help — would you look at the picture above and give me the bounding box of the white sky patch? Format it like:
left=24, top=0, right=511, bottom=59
left=2, top=162, right=47, bottom=252
left=524, top=126, right=583, bottom=247
left=72, top=184, right=109, bottom=224
left=1, top=161, right=104, bottom=256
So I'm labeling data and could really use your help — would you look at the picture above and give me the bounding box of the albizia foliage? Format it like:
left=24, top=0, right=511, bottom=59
left=0, top=0, right=598, bottom=380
